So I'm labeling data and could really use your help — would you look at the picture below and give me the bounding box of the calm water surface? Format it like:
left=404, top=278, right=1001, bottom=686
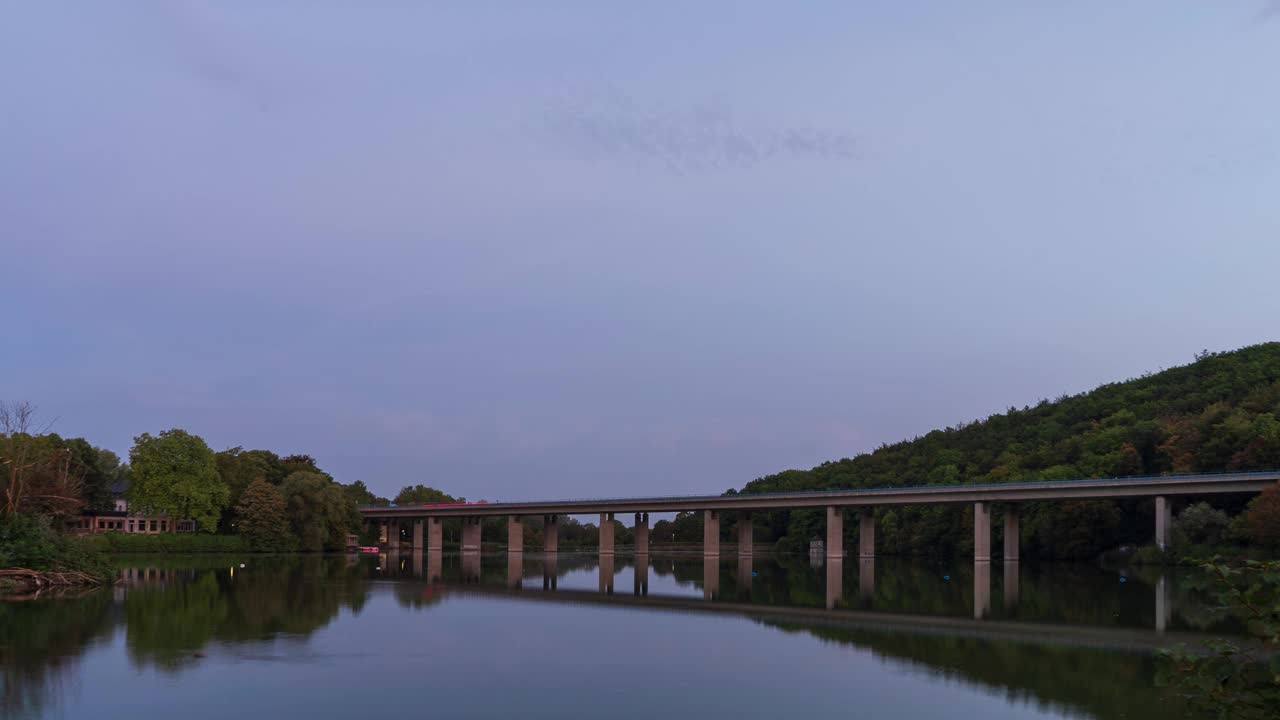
left=0, top=552, right=1245, bottom=719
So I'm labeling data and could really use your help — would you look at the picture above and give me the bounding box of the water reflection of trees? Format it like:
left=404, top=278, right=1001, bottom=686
left=1, top=556, right=370, bottom=716
left=124, top=556, right=370, bottom=670
left=0, top=590, right=115, bottom=719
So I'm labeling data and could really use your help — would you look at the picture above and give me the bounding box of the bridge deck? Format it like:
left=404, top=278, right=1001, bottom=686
left=359, top=471, right=1278, bottom=519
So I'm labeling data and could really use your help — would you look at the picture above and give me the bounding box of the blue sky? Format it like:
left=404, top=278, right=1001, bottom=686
left=3, top=1, right=1278, bottom=501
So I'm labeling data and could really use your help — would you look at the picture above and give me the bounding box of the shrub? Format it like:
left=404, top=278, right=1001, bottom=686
left=0, top=513, right=111, bottom=580
left=1244, top=482, right=1280, bottom=551
left=1171, top=502, right=1230, bottom=549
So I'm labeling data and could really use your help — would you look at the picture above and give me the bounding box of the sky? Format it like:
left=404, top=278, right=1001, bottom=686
left=3, top=1, right=1279, bottom=503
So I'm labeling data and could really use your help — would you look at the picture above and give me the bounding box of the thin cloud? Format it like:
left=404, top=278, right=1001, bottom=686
left=544, top=93, right=854, bottom=173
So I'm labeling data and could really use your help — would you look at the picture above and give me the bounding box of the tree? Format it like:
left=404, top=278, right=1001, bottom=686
left=282, top=471, right=358, bottom=552
left=343, top=480, right=388, bottom=506
left=234, top=478, right=295, bottom=552
left=0, top=401, right=86, bottom=519
left=1244, top=482, right=1280, bottom=551
left=393, top=484, right=455, bottom=505
left=215, top=447, right=282, bottom=532
left=128, top=429, right=228, bottom=533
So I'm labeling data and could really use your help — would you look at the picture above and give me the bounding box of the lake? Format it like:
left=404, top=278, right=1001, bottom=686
left=0, top=552, right=1242, bottom=719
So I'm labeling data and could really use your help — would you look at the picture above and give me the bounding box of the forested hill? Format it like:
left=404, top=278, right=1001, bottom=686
left=735, top=343, right=1280, bottom=558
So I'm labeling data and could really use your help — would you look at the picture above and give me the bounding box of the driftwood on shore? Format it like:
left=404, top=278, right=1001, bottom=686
left=0, top=567, right=108, bottom=592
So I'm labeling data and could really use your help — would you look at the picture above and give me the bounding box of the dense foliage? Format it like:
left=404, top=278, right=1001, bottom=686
left=234, top=479, right=295, bottom=552
left=128, top=429, right=228, bottom=533
left=733, top=343, right=1280, bottom=559
left=1158, top=559, right=1280, bottom=719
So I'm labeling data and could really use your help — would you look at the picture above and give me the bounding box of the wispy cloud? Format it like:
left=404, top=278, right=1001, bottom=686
left=543, top=91, right=854, bottom=173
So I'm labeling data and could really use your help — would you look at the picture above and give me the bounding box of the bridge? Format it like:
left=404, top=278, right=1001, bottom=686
left=359, top=470, right=1279, bottom=562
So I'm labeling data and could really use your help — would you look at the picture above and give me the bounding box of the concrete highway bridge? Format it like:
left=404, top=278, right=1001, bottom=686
left=359, top=471, right=1278, bottom=561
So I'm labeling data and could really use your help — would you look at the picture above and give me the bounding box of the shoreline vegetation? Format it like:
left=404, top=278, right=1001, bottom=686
left=4, top=343, right=1280, bottom=595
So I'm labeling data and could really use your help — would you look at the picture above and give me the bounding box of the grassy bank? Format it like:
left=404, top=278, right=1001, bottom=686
left=81, top=532, right=249, bottom=553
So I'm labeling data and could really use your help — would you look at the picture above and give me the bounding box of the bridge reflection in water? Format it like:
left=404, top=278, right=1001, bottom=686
left=377, top=550, right=1193, bottom=649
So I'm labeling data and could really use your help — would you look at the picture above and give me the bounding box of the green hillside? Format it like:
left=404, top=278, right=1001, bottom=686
left=735, top=343, right=1280, bottom=559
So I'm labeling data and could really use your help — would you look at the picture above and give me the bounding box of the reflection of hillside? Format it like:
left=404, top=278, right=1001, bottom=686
left=766, top=622, right=1181, bottom=720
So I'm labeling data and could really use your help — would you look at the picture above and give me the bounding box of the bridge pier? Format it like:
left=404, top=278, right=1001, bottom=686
left=544, top=514, right=559, bottom=553
left=704, top=510, right=720, bottom=556
left=738, top=513, right=753, bottom=556
left=974, top=502, right=991, bottom=562
left=599, top=512, right=615, bottom=555
left=462, top=517, right=482, bottom=552
left=826, top=506, right=843, bottom=558
left=1155, top=496, right=1171, bottom=550
left=388, top=520, right=401, bottom=550
left=634, top=512, right=649, bottom=555
left=1003, top=506, right=1019, bottom=561
left=428, top=517, right=442, bottom=550
left=508, top=515, right=523, bottom=553
left=412, top=519, right=424, bottom=552
left=859, top=511, right=875, bottom=559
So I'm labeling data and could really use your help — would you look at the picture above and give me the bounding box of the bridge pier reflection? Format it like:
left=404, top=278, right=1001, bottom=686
left=411, top=550, right=423, bottom=578
left=1156, top=575, right=1172, bottom=633
left=974, top=561, right=991, bottom=619
left=598, top=554, right=615, bottom=594
left=633, top=559, right=648, bottom=596
left=737, top=554, right=752, bottom=600
left=427, top=548, right=442, bottom=583
left=703, top=556, right=719, bottom=600
left=542, top=554, right=558, bottom=590
left=461, top=551, right=480, bottom=584
left=859, top=558, right=875, bottom=600
left=1003, top=560, right=1019, bottom=610
left=826, top=557, right=843, bottom=609
left=507, top=552, right=523, bottom=589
